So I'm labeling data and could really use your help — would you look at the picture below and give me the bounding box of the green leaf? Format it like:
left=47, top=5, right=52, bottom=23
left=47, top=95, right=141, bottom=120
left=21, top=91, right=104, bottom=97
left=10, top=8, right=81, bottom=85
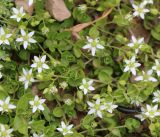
left=104, top=117, right=118, bottom=128
left=111, top=128, right=121, bottom=137
left=73, top=8, right=91, bottom=23
left=44, top=123, right=58, bottom=137
left=127, top=84, right=139, bottom=98
left=113, top=14, right=129, bottom=26
left=98, top=67, right=113, bottom=83
left=149, top=122, right=160, bottom=136
left=125, top=118, right=140, bottom=133
left=14, top=116, right=28, bottom=135
left=63, top=104, right=76, bottom=117
left=0, top=115, right=9, bottom=124
left=66, top=133, right=84, bottom=137
left=73, top=47, right=82, bottom=58
left=98, top=0, right=120, bottom=10
left=66, top=66, right=84, bottom=86
left=16, top=93, right=33, bottom=115
left=81, top=115, right=95, bottom=129
left=38, top=81, right=51, bottom=90
left=35, top=0, right=45, bottom=14
left=0, top=86, right=8, bottom=100
left=19, top=50, right=29, bottom=61
left=89, top=27, right=99, bottom=38
left=43, top=105, right=51, bottom=121
left=30, top=120, right=45, bottom=132
left=106, top=0, right=120, bottom=7
left=151, top=24, right=160, bottom=41
left=113, top=87, right=126, bottom=103
left=53, top=107, right=64, bottom=118
left=44, top=40, right=56, bottom=52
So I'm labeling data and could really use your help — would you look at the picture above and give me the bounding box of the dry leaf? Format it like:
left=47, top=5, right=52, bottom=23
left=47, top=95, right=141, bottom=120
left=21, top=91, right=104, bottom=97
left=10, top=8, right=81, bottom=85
left=64, top=8, right=112, bottom=39
left=66, top=8, right=113, bottom=33
left=15, top=0, right=34, bottom=15
left=72, top=22, right=92, bottom=33
left=45, top=0, right=71, bottom=21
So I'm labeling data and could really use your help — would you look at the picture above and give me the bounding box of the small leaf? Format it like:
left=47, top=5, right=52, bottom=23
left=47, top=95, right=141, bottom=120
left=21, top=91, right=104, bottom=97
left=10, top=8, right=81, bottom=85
left=125, top=118, right=140, bottom=133
left=30, top=120, right=45, bottom=132
left=53, top=107, right=64, bottom=117
left=81, top=115, right=95, bottom=129
left=73, top=47, right=81, bottom=58
left=14, top=116, right=28, bottom=135
left=16, top=93, right=33, bottom=115
left=0, top=115, right=9, bottom=124
left=111, top=128, right=121, bottom=137
left=89, top=27, right=99, bottom=38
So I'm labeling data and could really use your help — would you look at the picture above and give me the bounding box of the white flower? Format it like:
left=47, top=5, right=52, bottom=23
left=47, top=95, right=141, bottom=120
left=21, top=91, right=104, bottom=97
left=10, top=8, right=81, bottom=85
left=135, top=70, right=157, bottom=82
left=152, top=59, right=160, bottom=76
left=132, top=3, right=149, bottom=19
left=19, top=68, right=35, bottom=89
left=0, top=27, right=12, bottom=46
left=87, top=98, right=106, bottom=118
left=153, top=90, right=160, bottom=103
left=135, top=113, right=146, bottom=121
left=127, top=36, right=144, bottom=54
left=10, top=7, right=25, bottom=22
left=104, top=102, right=118, bottom=113
left=142, top=0, right=153, bottom=5
left=16, top=29, right=36, bottom=49
left=83, top=37, right=104, bottom=56
left=0, top=124, right=13, bottom=137
left=79, top=79, right=95, bottom=95
left=0, top=97, right=16, bottom=113
left=124, top=56, right=141, bottom=75
left=28, top=0, right=34, bottom=6
left=135, top=104, right=160, bottom=121
left=32, top=133, right=44, bottom=137
left=29, top=95, right=45, bottom=113
left=57, top=121, right=73, bottom=136
left=144, top=104, right=160, bottom=119
left=31, top=55, right=49, bottom=73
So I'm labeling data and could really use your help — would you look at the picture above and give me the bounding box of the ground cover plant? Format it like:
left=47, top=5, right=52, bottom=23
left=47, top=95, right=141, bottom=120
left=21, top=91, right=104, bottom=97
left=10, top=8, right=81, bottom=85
left=0, top=0, right=160, bottom=136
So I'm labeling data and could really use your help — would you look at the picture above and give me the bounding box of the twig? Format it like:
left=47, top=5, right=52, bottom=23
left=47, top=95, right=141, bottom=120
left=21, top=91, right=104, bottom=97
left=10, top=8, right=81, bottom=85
left=65, top=8, right=113, bottom=33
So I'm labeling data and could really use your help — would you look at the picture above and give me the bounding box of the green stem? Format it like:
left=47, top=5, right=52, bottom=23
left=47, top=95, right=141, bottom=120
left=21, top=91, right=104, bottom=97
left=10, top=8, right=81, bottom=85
left=80, top=126, right=126, bottom=134
left=37, top=43, right=54, bottom=60
left=85, top=58, right=93, bottom=65
left=53, top=74, right=68, bottom=79
left=105, top=44, right=127, bottom=53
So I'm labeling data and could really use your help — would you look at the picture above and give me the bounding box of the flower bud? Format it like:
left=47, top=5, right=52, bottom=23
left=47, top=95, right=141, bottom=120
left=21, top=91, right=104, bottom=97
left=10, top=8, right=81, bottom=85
left=150, top=8, right=159, bottom=15
left=60, top=81, right=68, bottom=89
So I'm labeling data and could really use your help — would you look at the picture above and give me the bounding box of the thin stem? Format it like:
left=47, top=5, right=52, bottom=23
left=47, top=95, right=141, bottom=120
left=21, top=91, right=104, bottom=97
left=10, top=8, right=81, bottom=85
left=80, top=126, right=125, bottom=134
left=53, top=74, right=68, bottom=79
left=37, top=43, right=54, bottom=60
left=85, top=58, right=93, bottom=65
left=105, top=44, right=127, bottom=53
left=98, top=28, right=115, bottom=36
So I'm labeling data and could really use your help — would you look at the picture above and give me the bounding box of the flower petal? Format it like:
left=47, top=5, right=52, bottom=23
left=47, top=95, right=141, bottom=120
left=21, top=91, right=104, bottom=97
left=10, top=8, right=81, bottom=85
left=42, top=64, right=49, bottom=69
